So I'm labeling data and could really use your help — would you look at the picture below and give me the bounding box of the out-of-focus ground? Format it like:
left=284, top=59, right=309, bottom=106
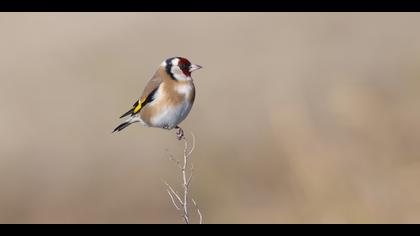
left=1, top=13, right=420, bottom=223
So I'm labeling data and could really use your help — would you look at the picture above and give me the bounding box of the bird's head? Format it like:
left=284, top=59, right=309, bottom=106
left=161, top=57, right=202, bottom=81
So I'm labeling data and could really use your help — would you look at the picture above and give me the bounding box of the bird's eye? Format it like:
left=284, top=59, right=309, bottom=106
left=180, top=64, right=188, bottom=70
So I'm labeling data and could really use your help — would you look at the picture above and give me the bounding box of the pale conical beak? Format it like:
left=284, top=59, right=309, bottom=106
left=189, top=64, right=202, bottom=72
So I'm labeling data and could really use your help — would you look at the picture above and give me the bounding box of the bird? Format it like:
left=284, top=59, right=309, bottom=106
left=113, top=57, right=202, bottom=140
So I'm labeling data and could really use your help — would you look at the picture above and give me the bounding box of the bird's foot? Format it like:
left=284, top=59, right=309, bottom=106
left=176, top=126, right=184, bottom=140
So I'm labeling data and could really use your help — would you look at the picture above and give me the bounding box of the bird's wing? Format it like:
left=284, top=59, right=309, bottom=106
left=119, top=72, right=163, bottom=118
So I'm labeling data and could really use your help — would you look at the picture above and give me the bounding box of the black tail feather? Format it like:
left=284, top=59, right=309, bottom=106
left=112, top=121, right=133, bottom=133
left=120, top=108, right=134, bottom=119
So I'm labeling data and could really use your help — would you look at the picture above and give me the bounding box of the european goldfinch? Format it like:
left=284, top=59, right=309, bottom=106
left=113, top=57, right=202, bottom=140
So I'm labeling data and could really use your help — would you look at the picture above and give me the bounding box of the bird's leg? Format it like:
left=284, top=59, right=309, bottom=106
left=175, top=126, right=184, bottom=140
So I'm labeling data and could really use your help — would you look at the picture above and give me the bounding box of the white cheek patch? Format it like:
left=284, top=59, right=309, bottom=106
left=171, top=66, right=191, bottom=81
left=171, top=58, right=180, bottom=65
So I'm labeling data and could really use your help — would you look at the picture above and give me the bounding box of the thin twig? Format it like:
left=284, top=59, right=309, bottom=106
left=167, top=190, right=181, bottom=210
left=186, top=133, right=196, bottom=158
left=187, top=172, right=193, bottom=187
left=182, top=136, right=190, bottom=224
left=192, top=198, right=203, bottom=224
left=164, top=131, right=202, bottom=224
left=163, top=181, right=183, bottom=206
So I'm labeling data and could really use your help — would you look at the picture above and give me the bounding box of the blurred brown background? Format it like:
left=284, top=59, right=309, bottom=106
left=1, top=13, right=420, bottom=223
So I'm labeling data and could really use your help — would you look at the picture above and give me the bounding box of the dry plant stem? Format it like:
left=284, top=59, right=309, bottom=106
left=165, top=132, right=202, bottom=224
left=192, top=198, right=203, bottom=224
left=167, top=189, right=180, bottom=210
left=182, top=143, right=190, bottom=224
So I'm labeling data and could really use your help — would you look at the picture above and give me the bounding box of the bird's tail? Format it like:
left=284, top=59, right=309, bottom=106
left=112, top=116, right=141, bottom=133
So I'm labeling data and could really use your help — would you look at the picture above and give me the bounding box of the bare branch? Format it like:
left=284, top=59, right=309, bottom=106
left=192, top=198, right=203, bottom=224
left=187, top=172, right=193, bottom=187
left=186, top=163, right=194, bottom=187
left=183, top=137, right=189, bottom=159
left=182, top=136, right=190, bottom=224
left=163, top=181, right=183, bottom=205
left=167, top=190, right=181, bottom=210
left=164, top=131, right=202, bottom=224
left=186, top=132, right=196, bottom=158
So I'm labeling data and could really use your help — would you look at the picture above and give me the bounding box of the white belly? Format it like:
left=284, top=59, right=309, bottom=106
left=150, top=100, right=193, bottom=129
